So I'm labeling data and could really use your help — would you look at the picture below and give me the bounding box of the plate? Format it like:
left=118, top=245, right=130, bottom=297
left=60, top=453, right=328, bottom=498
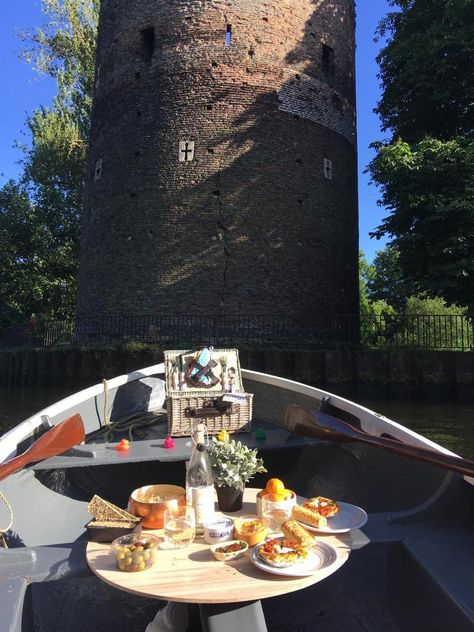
left=250, top=541, right=337, bottom=577
left=295, top=501, right=368, bottom=534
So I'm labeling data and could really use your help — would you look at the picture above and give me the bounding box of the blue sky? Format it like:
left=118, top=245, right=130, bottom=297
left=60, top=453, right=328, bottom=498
left=0, top=0, right=391, bottom=262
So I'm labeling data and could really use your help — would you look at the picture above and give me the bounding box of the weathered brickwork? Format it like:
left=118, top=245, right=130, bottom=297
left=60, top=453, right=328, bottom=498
left=76, top=0, right=359, bottom=324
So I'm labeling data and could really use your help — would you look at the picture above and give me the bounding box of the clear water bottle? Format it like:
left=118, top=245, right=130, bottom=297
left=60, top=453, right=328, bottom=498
left=186, top=424, right=215, bottom=533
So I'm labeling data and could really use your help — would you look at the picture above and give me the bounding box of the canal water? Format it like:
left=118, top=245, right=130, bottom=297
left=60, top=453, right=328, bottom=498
left=0, top=384, right=473, bottom=459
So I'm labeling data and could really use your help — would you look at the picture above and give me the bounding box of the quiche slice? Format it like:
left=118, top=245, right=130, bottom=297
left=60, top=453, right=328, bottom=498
left=305, top=496, right=339, bottom=518
left=257, top=538, right=309, bottom=567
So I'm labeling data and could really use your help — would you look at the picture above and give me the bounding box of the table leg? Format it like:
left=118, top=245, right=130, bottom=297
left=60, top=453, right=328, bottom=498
left=199, top=600, right=268, bottom=632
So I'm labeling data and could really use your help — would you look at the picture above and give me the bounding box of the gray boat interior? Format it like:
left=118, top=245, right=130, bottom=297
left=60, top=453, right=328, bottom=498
left=0, top=370, right=473, bottom=632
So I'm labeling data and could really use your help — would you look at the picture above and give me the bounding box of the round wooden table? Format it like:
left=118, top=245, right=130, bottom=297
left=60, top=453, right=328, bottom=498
left=86, top=488, right=352, bottom=630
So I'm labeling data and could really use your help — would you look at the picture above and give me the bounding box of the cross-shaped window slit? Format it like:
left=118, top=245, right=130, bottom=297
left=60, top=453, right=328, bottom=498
left=323, top=158, right=333, bottom=180
left=178, top=141, right=195, bottom=162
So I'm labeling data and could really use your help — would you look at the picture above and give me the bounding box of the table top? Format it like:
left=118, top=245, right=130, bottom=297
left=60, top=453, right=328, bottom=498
left=86, top=488, right=352, bottom=604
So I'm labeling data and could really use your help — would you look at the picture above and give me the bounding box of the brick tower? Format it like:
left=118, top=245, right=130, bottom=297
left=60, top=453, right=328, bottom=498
left=76, top=0, right=358, bottom=331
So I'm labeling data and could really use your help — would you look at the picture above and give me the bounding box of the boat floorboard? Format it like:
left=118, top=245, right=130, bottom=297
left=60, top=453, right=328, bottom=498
left=31, top=545, right=399, bottom=632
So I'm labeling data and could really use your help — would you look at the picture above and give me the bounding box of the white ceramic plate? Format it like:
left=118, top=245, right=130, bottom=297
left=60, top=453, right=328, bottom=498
left=250, top=541, right=337, bottom=577
left=295, top=501, right=368, bottom=534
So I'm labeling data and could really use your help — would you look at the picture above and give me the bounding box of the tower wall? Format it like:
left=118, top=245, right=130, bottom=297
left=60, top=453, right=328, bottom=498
left=76, top=0, right=358, bottom=322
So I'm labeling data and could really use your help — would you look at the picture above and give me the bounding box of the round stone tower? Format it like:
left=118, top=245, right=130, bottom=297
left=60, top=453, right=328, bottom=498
left=76, top=0, right=358, bottom=329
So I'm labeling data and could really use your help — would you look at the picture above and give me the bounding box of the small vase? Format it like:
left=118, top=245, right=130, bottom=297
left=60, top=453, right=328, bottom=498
left=216, top=484, right=244, bottom=512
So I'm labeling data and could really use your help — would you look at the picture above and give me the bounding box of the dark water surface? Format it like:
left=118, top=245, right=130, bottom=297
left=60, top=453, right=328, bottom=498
left=1, top=384, right=473, bottom=459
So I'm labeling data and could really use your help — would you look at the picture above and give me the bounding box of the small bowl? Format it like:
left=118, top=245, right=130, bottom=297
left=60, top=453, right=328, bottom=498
left=111, top=532, right=160, bottom=572
left=256, top=489, right=296, bottom=517
left=127, top=484, right=186, bottom=529
left=211, top=539, right=248, bottom=561
left=203, top=518, right=234, bottom=544
left=233, top=515, right=268, bottom=546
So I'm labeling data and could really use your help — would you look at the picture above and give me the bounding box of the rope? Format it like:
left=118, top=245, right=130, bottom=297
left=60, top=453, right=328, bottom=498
left=102, top=378, right=110, bottom=426
left=0, top=489, right=13, bottom=548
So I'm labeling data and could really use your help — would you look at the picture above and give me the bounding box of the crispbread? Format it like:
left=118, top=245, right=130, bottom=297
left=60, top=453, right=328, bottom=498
left=87, top=520, right=138, bottom=529
left=86, top=495, right=139, bottom=523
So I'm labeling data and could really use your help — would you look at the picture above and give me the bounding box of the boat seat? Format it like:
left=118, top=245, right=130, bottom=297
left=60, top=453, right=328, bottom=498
left=0, top=577, right=33, bottom=632
left=388, top=526, right=474, bottom=632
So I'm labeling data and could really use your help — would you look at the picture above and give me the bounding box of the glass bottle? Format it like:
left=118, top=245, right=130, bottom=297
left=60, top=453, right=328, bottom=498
left=185, top=423, right=215, bottom=533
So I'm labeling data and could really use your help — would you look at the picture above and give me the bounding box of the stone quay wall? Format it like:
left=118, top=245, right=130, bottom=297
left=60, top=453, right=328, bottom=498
left=76, top=0, right=359, bottom=325
left=1, top=348, right=472, bottom=400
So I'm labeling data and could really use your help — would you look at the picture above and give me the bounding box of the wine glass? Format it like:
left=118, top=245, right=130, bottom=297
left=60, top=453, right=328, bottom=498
left=163, top=505, right=196, bottom=549
left=261, top=493, right=292, bottom=535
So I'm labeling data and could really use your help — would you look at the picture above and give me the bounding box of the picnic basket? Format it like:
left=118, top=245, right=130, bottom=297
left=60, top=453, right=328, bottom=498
left=164, top=348, right=253, bottom=437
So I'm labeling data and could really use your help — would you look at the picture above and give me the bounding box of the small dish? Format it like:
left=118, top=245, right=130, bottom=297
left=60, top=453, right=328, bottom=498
left=211, top=539, right=248, bottom=561
left=233, top=515, right=268, bottom=546
left=111, top=532, right=160, bottom=572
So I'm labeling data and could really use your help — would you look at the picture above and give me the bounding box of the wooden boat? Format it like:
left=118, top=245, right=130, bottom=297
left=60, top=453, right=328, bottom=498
left=0, top=362, right=473, bottom=632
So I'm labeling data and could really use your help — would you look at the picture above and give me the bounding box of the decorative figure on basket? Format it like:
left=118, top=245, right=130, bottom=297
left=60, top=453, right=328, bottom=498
left=185, top=347, right=220, bottom=388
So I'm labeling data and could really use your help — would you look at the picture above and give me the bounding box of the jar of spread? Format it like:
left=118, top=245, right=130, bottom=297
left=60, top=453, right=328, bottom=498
left=233, top=515, right=268, bottom=546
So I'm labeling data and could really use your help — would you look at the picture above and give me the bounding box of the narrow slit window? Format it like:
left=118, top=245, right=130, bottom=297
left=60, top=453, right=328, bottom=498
left=141, top=27, right=155, bottom=62
left=322, top=44, right=334, bottom=74
left=225, top=24, right=232, bottom=47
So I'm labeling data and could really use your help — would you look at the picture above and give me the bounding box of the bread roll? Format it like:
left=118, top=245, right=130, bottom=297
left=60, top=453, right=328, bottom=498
left=281, top=519, right=315, bottom=547
left=291, top=504, right=328, bottom=528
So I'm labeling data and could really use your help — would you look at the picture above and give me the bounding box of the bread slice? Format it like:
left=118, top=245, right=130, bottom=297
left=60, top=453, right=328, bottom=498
left=281, top=519, right=316, bottom=548
left=86, top=495, right=139, bottom=523
left=291, top=504, right=328, bottom=529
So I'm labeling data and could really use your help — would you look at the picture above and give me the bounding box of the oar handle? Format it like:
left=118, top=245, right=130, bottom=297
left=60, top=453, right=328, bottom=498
left=286, top=404, right=474, bottom=478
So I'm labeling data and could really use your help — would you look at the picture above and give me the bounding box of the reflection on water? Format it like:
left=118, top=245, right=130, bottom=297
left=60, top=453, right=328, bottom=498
left=356, top=395, right=474, bottom=460
left=1, top=384, right=473, bottom=460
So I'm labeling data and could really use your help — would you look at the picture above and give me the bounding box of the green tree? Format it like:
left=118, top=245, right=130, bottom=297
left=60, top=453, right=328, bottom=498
left=359, top=251, right=396, bottom=346
left=366, top=244, right=415, bottom=310
left=401, top=295, right=471, bottom=350
left=0, top=0, right=98, bottom=328
left=369, top=0, right=474, bottom=313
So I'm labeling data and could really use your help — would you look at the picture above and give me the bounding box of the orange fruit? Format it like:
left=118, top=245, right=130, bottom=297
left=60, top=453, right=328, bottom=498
left=265, top=478, right=285, bottom=495
left=272, top=493, right=287, bottom=502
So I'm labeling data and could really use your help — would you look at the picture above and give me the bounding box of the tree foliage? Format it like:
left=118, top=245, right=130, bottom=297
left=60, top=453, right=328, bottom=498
left=375, top=0, right=474, bottom=142
left=0, top=0, right=98, bottom=328
left=369, top=0, right=474, bottom=313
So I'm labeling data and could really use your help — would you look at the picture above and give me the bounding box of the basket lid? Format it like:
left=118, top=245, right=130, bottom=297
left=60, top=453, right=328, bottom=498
left=164, top=348, right=243, bottom=394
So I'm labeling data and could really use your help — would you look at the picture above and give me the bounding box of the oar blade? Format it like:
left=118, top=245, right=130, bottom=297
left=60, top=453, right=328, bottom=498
left=0, top=414, right=85, bottom=482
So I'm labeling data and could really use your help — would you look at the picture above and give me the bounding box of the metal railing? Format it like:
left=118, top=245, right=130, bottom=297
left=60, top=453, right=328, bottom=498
left=1, top=313, right=472, bottom=351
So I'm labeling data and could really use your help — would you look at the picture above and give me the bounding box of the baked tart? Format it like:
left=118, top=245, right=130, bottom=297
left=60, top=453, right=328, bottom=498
left=257, top=538, right=309, bottom=568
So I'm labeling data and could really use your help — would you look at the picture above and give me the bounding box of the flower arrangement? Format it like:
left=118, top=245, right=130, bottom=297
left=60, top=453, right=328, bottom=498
left=208, top=434, right=267, bottom=492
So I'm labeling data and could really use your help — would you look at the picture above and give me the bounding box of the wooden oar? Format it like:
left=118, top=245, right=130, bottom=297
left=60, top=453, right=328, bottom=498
left=0, top=414, right=85, bottom=482
left=284, top=403, right=474, bottom=478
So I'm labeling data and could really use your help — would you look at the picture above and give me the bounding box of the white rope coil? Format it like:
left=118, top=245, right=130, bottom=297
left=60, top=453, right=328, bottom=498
left=0, top=489, right=13, bottom=548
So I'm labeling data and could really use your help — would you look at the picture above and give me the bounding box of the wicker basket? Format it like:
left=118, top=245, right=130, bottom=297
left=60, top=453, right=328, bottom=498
left=164, top=348, right=253, bottom=437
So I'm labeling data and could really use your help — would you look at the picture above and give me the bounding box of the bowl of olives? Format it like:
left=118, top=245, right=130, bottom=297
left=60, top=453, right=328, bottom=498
left=111, top=533, right=159, bottom=572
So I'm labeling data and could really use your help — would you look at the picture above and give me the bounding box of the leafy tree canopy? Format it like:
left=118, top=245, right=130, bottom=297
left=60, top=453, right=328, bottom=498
left=0, top=0, right=98, bottom=328
left=376, top=0, right=474, bottom=142
left=369, top=0, right=474, bottom=313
